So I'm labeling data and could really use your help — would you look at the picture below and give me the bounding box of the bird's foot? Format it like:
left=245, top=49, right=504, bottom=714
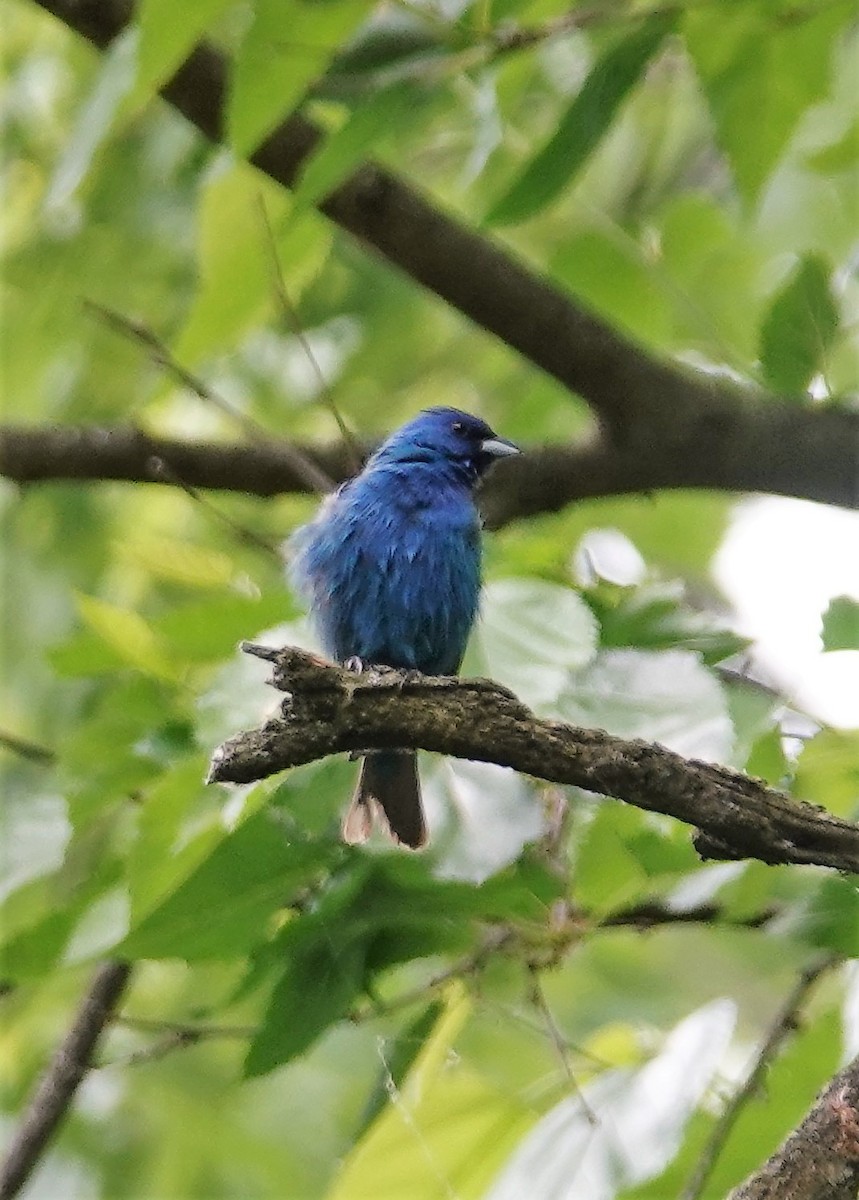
left=342, top=659, right=424, bottom=691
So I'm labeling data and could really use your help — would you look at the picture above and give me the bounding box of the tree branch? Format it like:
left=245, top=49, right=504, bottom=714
left=0, top=423, right=355, bottom=498
left=0, top=728, right=55, bottom=765
left=207, top=645, right=859, bottom=874
left=83, top=300, right=338, bottom=494
left=599, top=899, right=780, bottom=931
left=28, top=0, right=859, bottom=516
left=3, top=418, right=856, bottom=522
left=29, top=0, right=695, bottom=434
left=729, top=1051, right=859, bottom=1200
left=0, top=960, right=132, bottom=1200
left=681, top=954, right=840, bottom=1200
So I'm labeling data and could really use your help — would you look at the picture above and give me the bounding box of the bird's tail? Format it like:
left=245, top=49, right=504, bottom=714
left=343, top=751, right=427, bottom=849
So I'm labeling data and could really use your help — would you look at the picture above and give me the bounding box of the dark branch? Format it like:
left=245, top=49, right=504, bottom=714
left=600, top=900, right=779, bottom=931
left=83, top=300, right=338, bottom=494
left=0, top=960, right=131, bottom=1200
left=3, top=417, right=857, bottom=521
left=28, top=0, right=859, bottom=517
left=207, top=646, right=859, bottom=874
left=0, top=729, right=55, bottom=765
left=729, top=1051, right=859, bottom=1200
left=0, top=424, right=355, bottom=498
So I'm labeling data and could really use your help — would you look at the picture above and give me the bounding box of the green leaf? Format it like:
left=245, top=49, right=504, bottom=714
left=0, top=907, right=78, bottom=980
left=683, top=2, right=845, bottom=202
left=239, top=850, right=561, bottom=1072
left=353, top=1000, right=445, bottom=1140
left=292, top=82, right=425, bottom=212
left=745, top=729, right=789, bottom=786
left=122, top=809, right=331, bottom=959
left=796, top=876, right=859, bottom=956
left=228, top=0, right=372, bottom=155
left=245, top=934, right=367, bottom=1076
left=75, top=593, right=179, bottom=681
left=266, top=758, right=352, bottom=837
left=559, top=648, right=733, bottom=761
left=702, top=1006, right=841, bottom=1196
left=131, top=0, right=232, bottom=102
left=759, top=255, right=839, bottom=394
left=316, top=12, right=447, bottom=98
left=723, top=677, right=782, bottom=772
left=229, top=854, right=370, bottom=1005
left=1, top=827, right=125, bottom=980
left=575, top=801, right=700, bottom=916
left=488, top=1000, right=735, bottom=1199
left=655, top=190, right=769, bottom=363
left=126, top=755, right=220, bottom=922
left=806, top=118, right=859, bottom=174
left=174, top=163, right=331, bottom=365
left=468, top=578, right=599, bottom=712
left=58, top=677, right=178, bottom=820
left=486, top=12, right=675, bottom=225
left=574, top=802, right=649, bottom=915
left=329, top=986, right=535, bottom=1200
left=116, top=535, right=237, bottom=590
left=592, top=579, right=745, bottom=663
left=357, top=853, right=563, bottom=930
left=155, top=591, right=296, bottom=663
left=49, top=630, right=128, bottom=677
left=794, top=728, right=859, bottom=819
left=551, top=232, right=673, bottom=348
left=821, top=594, right=859, bottom=652
left=44, top=29, right=137, bottom=210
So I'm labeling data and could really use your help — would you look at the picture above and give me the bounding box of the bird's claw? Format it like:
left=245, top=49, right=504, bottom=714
left=342, top=659, right=423, bottom=689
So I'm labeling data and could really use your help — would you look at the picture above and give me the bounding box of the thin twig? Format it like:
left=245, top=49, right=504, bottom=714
left=680, top=953, right=842, bottom=1200
left=115, top=1016, right=256, bottom=1038
left=528, top=970, right=599, bottom=1125
left=256, top=195, right=363, bottom=475
left=0, top=960, right=132, bottom=1200
left=487, top=0, right=848, bottom=58
left=483, top=1000, right=612, bottom=1068
left=84, top=300, right=336, bottom=496
left=83, top=301, right=269, bottom=445
left=351, top=927, right=513, bottom=1021
left=147, top=456, right=281, bottom=561
left=0, top=730, right=55, bottom=765
left=105, top=1017, right=257, bottom=1067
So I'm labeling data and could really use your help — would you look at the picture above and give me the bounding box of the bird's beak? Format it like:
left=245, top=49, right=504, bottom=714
left=480, top=436, right=520, bottom=459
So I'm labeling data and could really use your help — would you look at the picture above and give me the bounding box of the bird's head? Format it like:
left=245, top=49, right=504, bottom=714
left=374, top=407, right=520, bottom=482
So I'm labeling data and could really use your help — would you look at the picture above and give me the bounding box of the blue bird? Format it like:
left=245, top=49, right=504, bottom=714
left=290, top=407, right=519, bottom=848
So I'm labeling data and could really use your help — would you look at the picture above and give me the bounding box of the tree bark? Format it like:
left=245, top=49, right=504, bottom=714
left=730, top=1053, right=859, bottom=1200
left=3, top=418, right=856, bottom=520
left=207, top=645, right=859, bottom=874
left=0, top=961, right=132, bottom=1200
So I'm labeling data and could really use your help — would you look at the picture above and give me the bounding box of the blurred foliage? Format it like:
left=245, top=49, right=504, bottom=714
left=1, top=0, right=857, bottom=1197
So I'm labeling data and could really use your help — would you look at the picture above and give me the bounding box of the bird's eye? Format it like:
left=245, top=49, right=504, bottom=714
left=451, top=422, right=464, bottom=434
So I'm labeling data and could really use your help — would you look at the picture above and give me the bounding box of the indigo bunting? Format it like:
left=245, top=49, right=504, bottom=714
left=290, top=408, right=519, bottom=848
